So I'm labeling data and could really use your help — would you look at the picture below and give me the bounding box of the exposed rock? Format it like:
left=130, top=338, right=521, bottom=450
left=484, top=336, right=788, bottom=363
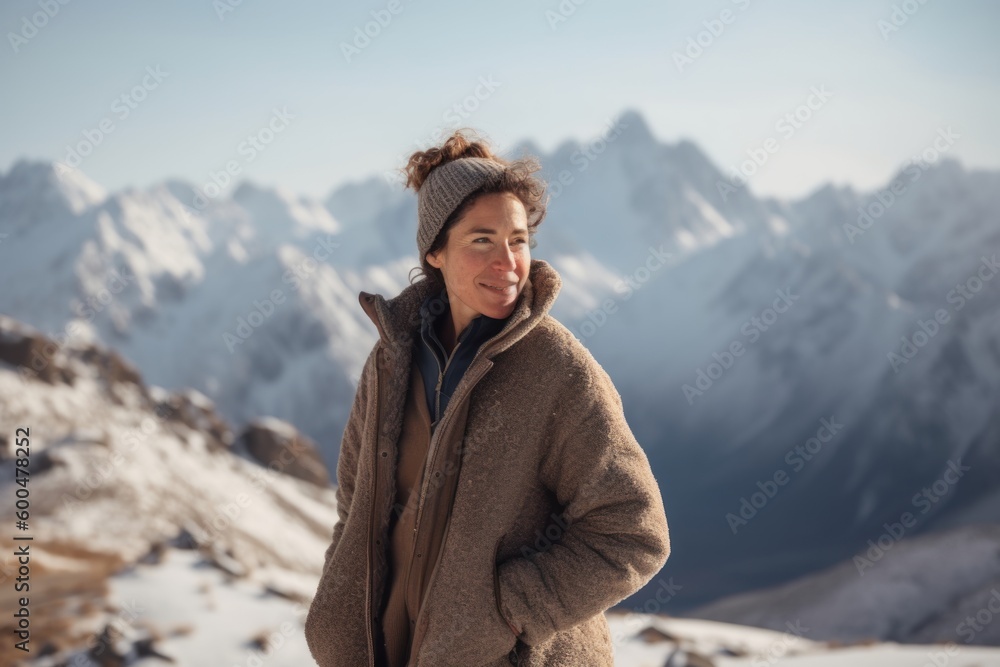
left=264, top=582, right=309, bottom=604
left=151, top=387, right=233, bottom=453
left=663, top=648, right=716, bottom=667
left=87, top=624, right=128, bottom=667
left=235, top=417, right=330, bottom=487
left=167, top=526, right=201, bottom=550
left=134, top=636, right=176, bottom=662
left=204, top=545, right=247, bottom=578
left=79, top=346, right=144, bottom=394
left=0, top=324, right=74, bottom=385
left=28, top=448, right=65, bottom=474
left=249, top=628, right=273, bottom=651
left=86, top=621, right=176, bottom=666
left=637, top=624, right=679, bottom=643
left=138, top=542, right=167, bottom=565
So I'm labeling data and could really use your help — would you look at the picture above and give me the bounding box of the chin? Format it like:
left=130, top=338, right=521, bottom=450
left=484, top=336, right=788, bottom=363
left=483, top=297, right=520, bottom=319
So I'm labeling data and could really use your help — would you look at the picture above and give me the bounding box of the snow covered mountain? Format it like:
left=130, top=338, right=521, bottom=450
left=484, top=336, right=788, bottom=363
left=0, top=159, right=374, bottom=475
left=689, top=523, right=1000, bottom=647
left=1, top=109, right=998, bottom=619
left=617, top=155, right=1000, bottom=607
left=0, top=315, right=336, bottom=665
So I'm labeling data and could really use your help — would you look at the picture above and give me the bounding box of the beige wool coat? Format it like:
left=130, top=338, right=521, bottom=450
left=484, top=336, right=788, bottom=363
left=304, top=258, right=671, bottom=667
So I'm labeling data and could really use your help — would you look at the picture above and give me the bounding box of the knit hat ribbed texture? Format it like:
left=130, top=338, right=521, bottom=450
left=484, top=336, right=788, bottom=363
left=417, top=157, right=507, bottom=262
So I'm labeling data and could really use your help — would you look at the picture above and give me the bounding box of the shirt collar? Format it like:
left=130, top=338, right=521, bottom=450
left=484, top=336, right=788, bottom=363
left=419, top=287, right=509, bottom=354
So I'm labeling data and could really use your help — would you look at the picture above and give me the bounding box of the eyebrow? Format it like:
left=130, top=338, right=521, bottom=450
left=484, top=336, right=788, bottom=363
left=466, top=227, right=529, bottom=235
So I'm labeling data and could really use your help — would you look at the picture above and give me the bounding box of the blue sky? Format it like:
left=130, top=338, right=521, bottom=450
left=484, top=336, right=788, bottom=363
left=1, top=0, right=997, bottom=201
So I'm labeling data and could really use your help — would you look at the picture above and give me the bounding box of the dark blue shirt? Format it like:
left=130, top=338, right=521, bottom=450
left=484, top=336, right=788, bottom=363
left=416, top=287, right=510, bottom=432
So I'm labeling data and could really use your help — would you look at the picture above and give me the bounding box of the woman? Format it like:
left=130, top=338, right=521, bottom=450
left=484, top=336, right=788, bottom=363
left=305, top=129, right=671, bottom=667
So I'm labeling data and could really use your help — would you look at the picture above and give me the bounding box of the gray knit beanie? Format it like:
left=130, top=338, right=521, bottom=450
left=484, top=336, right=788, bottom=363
left=417, top=157, right=508, bottom=263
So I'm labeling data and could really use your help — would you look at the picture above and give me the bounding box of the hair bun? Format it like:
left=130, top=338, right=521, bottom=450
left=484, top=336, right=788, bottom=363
left=402, top=128, right=502, bottom=192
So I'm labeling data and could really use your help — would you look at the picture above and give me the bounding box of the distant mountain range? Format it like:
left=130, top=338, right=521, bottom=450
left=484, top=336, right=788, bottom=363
left=2, top=108, right=998, bottom=620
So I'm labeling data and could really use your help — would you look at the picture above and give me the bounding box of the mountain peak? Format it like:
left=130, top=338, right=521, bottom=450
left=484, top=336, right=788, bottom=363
left=2, top=158, right=107, bottom=213
left=614, top=108, right=657, bottom=146
left=232, top=180, right=289, bottom=204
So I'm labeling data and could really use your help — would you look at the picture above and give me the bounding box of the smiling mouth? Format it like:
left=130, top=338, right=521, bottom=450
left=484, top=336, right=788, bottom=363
left=480, top=282, right=515, bottom=293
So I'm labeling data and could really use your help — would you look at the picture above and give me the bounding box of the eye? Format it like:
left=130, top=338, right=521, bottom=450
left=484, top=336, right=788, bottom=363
left=472, top=236, right=528, bottom=246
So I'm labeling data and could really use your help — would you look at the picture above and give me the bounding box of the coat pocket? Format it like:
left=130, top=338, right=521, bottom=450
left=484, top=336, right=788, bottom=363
left=493, top=533, right=519, bottom=644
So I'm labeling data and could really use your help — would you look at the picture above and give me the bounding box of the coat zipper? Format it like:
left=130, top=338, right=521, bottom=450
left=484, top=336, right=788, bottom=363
left=431, top=319, right=470, bottom=426
left=410, top=342, right=495, bottom=664
left=413, top=313, right=473, bottom=603
left=401, top=333, right=457, bottom=622
left=433, top=338, right=457, bottom=426
left=365, top=344, right=383, bottom=667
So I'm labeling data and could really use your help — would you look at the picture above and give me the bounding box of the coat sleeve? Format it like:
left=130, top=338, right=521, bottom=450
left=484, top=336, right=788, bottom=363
left=495, top=353, right=671, bottom=646
left=321, top=343, right=376, bottom=571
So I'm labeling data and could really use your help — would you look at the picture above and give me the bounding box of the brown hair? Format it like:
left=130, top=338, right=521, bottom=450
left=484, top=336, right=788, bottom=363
left=398, top=127, right=549, bottom=287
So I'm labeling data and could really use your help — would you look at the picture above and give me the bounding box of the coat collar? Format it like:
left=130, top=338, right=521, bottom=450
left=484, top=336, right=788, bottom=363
left=419, top=286, right=509, bottom=369
left=358, top=258, right=562, bottom=361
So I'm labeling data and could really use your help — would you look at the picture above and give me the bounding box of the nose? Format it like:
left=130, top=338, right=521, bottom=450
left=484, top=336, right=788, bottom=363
left=493, top=240, right=517, bottom=270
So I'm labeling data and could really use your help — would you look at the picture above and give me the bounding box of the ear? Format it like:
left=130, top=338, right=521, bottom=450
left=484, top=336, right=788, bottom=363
left=426, top=249, right=443, bottom=269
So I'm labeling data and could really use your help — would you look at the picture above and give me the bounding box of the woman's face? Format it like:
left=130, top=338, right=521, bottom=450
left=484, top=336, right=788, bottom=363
left=426, top=191, right=531, bottom=334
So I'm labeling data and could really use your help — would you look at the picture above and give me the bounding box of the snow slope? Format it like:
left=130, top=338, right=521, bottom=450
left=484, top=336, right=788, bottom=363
left=0, top=315, right=337, bottom=664
left=690, top=523, right=1000, bottom=646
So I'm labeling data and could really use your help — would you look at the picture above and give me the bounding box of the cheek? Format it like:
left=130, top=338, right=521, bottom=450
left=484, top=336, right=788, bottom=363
left=457, top=249, right=489, bottom=272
